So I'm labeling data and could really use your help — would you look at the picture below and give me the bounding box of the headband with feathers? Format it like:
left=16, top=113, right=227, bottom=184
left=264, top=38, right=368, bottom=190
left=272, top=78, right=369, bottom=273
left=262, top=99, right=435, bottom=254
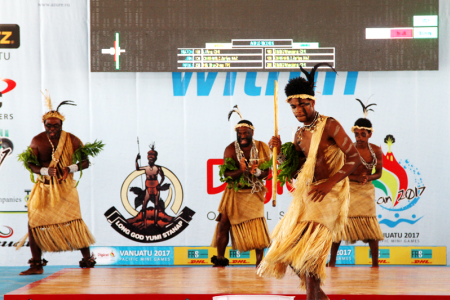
left=41, top=89, right=76, bottom=123
left=351, top=96, right=376, bottom=133
left=148, top=142, right=158, bottom=156
left=228, top=105, right=255, bottom=131
left=285, top=63, right=336, bottom=102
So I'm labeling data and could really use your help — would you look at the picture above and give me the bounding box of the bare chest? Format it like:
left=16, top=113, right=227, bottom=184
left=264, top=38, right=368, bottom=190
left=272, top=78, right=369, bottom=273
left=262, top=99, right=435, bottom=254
left=297, top=131, right=332, bottom=158
left=35, top=147, right=54, bottom=168
left=145, top=166, right=159, bottom=176
left=358, top=148, right=374, bottom=164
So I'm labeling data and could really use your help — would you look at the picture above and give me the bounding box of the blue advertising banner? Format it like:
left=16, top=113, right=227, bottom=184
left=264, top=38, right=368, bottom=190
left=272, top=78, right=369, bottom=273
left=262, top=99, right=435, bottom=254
left=335, top=246, right=355, bottom=265
left=92, top=246, right=174, bottom=266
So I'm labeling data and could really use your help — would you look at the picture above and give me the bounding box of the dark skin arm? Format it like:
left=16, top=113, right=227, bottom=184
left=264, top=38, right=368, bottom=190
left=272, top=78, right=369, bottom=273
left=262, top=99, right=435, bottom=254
left=59, top=135, right=90, bottom=181
left=27, top=137, right=42, bottom=175
left=157, top=166, right=165, bottom=188
left=308, top=119, right=361, bottom=202
left=135, top=153, right=141, bottom=171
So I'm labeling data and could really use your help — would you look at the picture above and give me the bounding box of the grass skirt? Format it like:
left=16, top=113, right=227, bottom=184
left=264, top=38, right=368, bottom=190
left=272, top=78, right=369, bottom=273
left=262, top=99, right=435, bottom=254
left=257, top=221, right=332, bottom=289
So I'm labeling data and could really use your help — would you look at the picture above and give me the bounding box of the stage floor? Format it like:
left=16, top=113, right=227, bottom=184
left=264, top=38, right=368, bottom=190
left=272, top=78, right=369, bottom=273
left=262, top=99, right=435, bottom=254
left=5, top=267, right=450, bottom=300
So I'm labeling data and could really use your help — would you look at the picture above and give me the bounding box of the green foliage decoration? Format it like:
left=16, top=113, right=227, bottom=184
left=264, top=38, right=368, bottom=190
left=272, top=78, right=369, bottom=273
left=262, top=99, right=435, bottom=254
left=218, top=157, right=251, bottom=192
left=72, top=140, right=105, bottom=186
left=17, top=147, right=40, bottom=183
left=217, top=142, right=300, bottom=191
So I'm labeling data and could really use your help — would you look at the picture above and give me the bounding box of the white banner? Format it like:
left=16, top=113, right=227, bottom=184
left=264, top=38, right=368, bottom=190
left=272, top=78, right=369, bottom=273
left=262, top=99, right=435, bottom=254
left=0, top=0, right=449, bottom=266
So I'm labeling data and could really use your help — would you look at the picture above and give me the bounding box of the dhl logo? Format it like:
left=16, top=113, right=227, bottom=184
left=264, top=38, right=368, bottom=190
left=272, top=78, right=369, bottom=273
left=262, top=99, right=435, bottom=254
left=378, top=260, right=389, bottom=264
left=413, top=260, right=432, bottom=264
left=188, top=260, right=207, bottom=264
left=231, top=260, right=249, bottom=264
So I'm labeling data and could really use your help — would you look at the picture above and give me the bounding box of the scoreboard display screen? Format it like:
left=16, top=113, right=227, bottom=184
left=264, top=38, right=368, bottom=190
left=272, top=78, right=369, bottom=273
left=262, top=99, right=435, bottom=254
left=90, top=0, right=438, bottom=72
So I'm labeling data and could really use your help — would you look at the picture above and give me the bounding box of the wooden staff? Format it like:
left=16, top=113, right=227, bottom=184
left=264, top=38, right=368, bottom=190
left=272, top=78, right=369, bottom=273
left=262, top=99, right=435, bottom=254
left=272, top=80, right=278, bottom=207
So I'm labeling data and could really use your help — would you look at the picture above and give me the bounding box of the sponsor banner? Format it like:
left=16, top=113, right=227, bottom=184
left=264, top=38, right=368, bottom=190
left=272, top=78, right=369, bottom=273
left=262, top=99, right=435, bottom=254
left=92, top=246, right=174, bottom=266
left=105, top=206, right=194, bottom=243
left=355, top=246, right=446, bottom=265
left=174, top=247, right=256, bottom=265
left=334, top=245, right=356, bottom=265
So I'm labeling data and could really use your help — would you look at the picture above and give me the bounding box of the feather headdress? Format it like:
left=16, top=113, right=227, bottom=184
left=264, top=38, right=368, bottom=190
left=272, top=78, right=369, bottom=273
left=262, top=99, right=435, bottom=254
left=351, top=96, right=376, bottom=133
left=355, top=97, right=376, bottom=118
left=148, top=142, right=158, bottom=156
left=41, top=90, right=76, bottom=123
left=285, top=63, right=336, bottom=102
left=228, top=105, right=243, bottom=121
left=228, top=105, right=255, bottom=131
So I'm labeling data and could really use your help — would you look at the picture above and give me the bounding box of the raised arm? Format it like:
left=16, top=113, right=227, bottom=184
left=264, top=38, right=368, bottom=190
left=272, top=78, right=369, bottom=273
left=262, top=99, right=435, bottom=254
left=135, top=153, right=141, bottom=171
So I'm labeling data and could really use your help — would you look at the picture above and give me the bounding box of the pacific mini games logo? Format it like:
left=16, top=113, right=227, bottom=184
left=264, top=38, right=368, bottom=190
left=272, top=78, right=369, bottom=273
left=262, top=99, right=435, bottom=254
left=105, top=142, right=195, bottom=243
left=374, top=135, right=426, bottom=228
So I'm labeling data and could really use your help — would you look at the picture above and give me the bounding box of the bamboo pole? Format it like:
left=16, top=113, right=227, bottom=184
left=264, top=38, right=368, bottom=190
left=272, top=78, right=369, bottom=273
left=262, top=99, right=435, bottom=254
left=272, top=80, right=278, bottom=207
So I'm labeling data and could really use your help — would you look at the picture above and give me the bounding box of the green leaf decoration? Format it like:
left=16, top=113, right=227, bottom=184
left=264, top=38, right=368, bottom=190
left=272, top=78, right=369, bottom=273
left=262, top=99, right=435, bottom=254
left=72, top=140, right=105, bottom=186
left=258, top=158, right=272, bottom=171
left=276, top=142, right=300, bottom=187
left=217, top=142, right=300, bottom=192
left=218, top=157, right=251, bottom=192
left=17, top=147, right=40, bottom=183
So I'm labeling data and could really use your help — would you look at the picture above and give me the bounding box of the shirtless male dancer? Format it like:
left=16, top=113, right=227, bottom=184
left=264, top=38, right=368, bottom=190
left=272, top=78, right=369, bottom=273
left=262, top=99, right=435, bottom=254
left=328, top=104, right=384, bottom=267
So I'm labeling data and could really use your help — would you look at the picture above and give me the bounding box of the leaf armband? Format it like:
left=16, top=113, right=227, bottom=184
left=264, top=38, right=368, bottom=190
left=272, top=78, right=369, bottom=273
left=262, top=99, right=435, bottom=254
left=17, top=147, right=40, bottom=183
left=72, top=139, right=105, bottom=186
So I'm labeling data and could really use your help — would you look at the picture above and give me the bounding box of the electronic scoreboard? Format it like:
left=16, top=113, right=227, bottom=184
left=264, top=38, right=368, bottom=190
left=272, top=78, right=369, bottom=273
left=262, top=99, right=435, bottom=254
left=90, top=0, right=438, bottom=72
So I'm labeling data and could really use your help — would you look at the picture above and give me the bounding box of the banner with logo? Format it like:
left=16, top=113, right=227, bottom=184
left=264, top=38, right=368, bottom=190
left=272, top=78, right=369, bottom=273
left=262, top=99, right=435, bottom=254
left=1, top=0, right=450, bottom=267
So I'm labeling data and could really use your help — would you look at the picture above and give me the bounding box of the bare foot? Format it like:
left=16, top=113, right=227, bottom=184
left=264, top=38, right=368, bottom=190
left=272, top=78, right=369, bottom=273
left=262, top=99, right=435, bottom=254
left=20, top=265, right=43, bottom=275
left=318, top=287, right=329, bottom=300
left=326, top=262, right=336, bottom=267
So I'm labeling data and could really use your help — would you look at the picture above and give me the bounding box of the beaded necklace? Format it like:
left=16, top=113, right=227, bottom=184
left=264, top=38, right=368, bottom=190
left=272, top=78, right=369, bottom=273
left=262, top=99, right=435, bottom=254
left=356, top=143, right=377, bottom=170
left=47, top=135, right=59, bottom=163
left=234, top=140, right=264, bottom=193
left=297, top=112, right=323, bottom=142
